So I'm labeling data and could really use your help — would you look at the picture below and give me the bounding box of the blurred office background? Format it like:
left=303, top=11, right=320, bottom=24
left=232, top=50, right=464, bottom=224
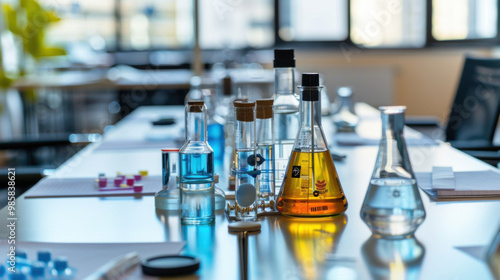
left=0, top=0, right=499, bottom=194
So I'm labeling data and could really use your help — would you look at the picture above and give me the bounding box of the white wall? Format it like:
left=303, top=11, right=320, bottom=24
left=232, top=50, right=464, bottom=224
left=294, top=47, right=493, bottom=121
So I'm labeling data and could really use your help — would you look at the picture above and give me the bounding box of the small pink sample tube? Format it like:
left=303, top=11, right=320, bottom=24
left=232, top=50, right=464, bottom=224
left=134, top=174, right=142, bottom=181
left=114, top=178, right=122, bottom=187
left=133, top=184, right=143, bottom=193
left=98, top=178, right=107, bottom=188
left=126, top=178, right=134, bottom=186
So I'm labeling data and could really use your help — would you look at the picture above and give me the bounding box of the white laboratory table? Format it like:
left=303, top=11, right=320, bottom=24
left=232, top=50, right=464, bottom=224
left=1, top=104, right=500, bottom=280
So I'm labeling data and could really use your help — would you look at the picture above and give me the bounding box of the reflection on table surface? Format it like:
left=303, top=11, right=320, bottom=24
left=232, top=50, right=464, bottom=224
left=362, top=236, right=425, bottom=280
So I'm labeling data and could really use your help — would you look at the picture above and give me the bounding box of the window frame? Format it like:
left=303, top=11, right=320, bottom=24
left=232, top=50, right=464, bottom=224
left=425, top=0, right=500, bottom=48
left=274, top=0, right=500, bottom=50
left=109, top=0, right=500, bottom=52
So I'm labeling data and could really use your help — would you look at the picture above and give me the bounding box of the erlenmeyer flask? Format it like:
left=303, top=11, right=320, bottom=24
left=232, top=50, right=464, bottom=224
left=277, top=73, right=348, bottom=217
left=360, top=106, right=425, bottom=238
left=331, top=87, right=359, bottom=132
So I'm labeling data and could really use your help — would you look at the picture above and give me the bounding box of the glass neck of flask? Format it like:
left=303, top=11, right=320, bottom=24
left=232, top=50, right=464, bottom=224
left=274, top=67, right=295, bottom=95
left=186, top=111, right=207, bottom=142
left=339, top=96, right=354, bottom=111
left=381, top=110, right=405, bottom=139
left=299, top=86, right=322, bottom=127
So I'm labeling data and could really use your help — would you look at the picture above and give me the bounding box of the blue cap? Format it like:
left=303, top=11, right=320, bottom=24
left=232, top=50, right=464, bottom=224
left=15, top=251, right=27, bottom=259
left=0, top=264, right=6, bottom=277
left=8, top=271, right=27, bottom=280
left=37, top=251, right=51, bottom=263
left=53, top=258, right=68, bottom=272
left=30, top=262, right=46, bottom=277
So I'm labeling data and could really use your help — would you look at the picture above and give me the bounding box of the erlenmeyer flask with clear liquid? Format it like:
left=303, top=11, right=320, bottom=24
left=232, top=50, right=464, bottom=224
left=331, top=87, right=359, bottom=132
left=360, top=106, right=425, bottom=238
left=277, top=73, right=348, bottom=217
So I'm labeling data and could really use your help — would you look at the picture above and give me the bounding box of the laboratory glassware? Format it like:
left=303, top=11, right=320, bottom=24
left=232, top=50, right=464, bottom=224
left=233, top=100, right=258, bottom=221
left=273, top=49, right=300, bottom=194
left=331, top=86, right=359, bottom=132
left=256, top=99, right=275, bottom=203
left=277, top=73, right=348, bottom=217
left=360, top=106, right=426, bottom=238
left=179, top=101, right=215, bottom=225
left=155, top=148, right=180, bottom=210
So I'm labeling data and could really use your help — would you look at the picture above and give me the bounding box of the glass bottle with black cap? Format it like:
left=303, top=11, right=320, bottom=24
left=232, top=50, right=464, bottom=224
left=277, top=73, right=348, bottom=217
left=273, top=49, right=300, bottom=194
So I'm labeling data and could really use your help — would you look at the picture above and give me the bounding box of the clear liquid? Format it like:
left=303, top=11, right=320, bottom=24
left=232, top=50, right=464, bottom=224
left=361, top=178, right=425, bottom=238
left=275, top=109, right=299, bottom=191
left=179, top=152, right=214, bottom=184
left=234, top=149, right=257, bottom=187
left=234, top=149, right=258, bottom=220
left=180, top=182, right=215, bottom=225
left=256, top=144, right=275, bottom=201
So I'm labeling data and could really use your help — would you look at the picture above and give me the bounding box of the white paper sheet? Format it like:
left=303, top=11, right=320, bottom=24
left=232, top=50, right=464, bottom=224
left=24, top=176, right=162, bottom=198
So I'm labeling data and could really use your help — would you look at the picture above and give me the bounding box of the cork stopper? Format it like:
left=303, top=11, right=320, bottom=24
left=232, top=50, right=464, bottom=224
left=234, top=101, right=255, bottom=122
left=233, top=97, right=249, bottom=105
left=256, top=99, right=274, bottom=119
left=187, top=101, right=204, bottom=112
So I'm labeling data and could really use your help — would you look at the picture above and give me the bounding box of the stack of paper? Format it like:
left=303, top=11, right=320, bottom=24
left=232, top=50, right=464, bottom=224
left=417, top=167, right=500, bottom=199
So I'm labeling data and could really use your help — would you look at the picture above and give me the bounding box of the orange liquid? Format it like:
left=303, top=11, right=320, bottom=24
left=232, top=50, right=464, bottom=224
left=277, top=150, right=348, bottom=217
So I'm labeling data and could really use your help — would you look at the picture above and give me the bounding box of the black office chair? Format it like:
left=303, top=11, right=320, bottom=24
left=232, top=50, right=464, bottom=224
left=444, top=56, right=500, bottom=165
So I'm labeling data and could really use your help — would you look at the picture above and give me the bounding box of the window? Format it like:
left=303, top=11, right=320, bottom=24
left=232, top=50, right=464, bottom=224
left=36, top=0, right=500, bottom=51
left=41, top=0, right=116, bottom=49
left=278, top=0, right=348, bottom=42
left=199, top=0, right=274, bottom=49
left=119, top=0, right=193, bottom=50
left=432, top=0, right=498, bottom=41
left=350, top=0, right=426, bottom=47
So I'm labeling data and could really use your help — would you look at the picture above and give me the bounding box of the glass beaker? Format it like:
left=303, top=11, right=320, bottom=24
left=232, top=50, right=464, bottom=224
left=155, top=148, right=180, bottom=210
left=331, top=87, right=359, bottom=132
left=179, top=101, right=215, bottom=225
left=360, top=106, right=425, bottom=238
left=277, top=73, right=348, bottom=217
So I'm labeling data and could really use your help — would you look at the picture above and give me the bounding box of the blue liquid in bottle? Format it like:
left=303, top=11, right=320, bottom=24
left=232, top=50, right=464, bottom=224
left=207, top=123, right=225, bottom=172
left=179, top=101, right=215, bottom=225
left=180, top=152, right=215, bottom=225
left=180, top=152, right=214, bottom=183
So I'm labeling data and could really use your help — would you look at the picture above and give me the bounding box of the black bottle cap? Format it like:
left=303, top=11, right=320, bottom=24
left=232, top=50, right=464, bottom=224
left=273, top=49, right=295, bottom=68
left=302, top=73, right=319, bottom=87
left=301, top=73, right=320, bottom=101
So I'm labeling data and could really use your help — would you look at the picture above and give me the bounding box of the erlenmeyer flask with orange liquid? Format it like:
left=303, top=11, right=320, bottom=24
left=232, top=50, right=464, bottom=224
left=277, top=73, right=348, bottom=217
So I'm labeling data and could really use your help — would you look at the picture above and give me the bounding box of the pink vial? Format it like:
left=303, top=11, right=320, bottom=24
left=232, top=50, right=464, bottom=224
left=98, top=178, right=107, bottom=188
left=126, top=178, right=134, bottom=186
left=114, top=178, right=122, bottom=187
left=134, top=174, right=142, bottom=181
left=133, top=184, right=143, bottom=193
